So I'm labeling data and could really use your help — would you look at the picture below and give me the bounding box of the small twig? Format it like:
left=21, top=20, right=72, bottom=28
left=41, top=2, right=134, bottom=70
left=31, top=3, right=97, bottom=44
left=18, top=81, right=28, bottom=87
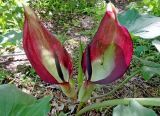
left=0, top=53, right=26, bottom=57
left=0, top=59, right=28, bottom=64
left=8, top=78, right=16, bottom=84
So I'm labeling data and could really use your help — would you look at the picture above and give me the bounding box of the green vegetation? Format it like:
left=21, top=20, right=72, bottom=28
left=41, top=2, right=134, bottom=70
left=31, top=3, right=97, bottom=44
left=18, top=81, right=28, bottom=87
left=129, top=0, right=160, bottom=16
left=0, top=0, right=23, bottom=33
left=30, top=0, right=106, bottom=33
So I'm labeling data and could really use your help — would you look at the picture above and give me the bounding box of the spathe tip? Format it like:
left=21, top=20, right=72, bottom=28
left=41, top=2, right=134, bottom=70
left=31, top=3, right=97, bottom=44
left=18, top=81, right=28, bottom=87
left=107, top=2, right=118, bottom=16
left=23, top=4, right=37, bottom=20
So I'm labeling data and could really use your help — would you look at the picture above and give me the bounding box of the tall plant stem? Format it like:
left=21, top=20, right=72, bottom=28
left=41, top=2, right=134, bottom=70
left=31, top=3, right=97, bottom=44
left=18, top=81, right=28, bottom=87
left=90, top=70, right=140, bottom=100
left=76, top=98, right=160, bottom=116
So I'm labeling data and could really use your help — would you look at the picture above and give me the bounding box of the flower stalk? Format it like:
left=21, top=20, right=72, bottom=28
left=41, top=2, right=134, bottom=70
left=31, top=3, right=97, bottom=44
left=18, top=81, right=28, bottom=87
left=60, top=79, right=77, bottom=99
left=78, top=81, right=95, bottom=102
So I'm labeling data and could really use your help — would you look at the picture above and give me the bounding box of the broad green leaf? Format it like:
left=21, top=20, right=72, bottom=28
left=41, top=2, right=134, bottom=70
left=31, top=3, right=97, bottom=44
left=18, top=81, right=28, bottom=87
left=133, top=55, right=160, bottom=68
left=113, top=100, right=157, bottom=116
left=17, top=96, right=51, bottom=116
left=118, top=9, right=160, bottom=39
left=142, top=66, right=160, bottom=80
left=133, top=55, right=160, bottom=80
left=134, top=45, right=148, bottom=57
left=0, top=84, right=36, bottom=116
left=0, top=84, right=51, bottom=116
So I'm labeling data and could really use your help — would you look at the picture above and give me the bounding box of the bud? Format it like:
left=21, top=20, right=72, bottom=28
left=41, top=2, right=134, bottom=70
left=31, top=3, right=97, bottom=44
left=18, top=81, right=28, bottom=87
left=82, top=3, right=133, bottom=84
left=23, top=5, right=76, bottom=98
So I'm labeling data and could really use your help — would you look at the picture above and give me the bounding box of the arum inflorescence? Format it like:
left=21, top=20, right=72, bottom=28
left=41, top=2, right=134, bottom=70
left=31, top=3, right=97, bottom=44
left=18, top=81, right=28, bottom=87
left=23, top=3, right=133, bottom=101
left=79, top=3, right=133, bottom=101
left=23, top=5, right=76, bottom=98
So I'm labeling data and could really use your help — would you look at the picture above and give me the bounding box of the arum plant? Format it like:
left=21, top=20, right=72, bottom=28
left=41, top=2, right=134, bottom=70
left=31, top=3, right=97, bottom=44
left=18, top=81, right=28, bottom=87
left=22, top=2, right=160, bottom=115
left=23, top=2, right=132, bottom=101
left=21, top=2, right=160, bottom=115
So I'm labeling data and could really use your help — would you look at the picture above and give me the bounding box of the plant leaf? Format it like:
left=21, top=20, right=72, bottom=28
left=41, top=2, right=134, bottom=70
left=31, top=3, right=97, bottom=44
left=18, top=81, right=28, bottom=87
left=133, top=55, right=160, bottom=68
left=77, top=98, right=160, bottom=116
left=17, top=96, right=51, bottom=116
left=152, top=40, right=160, bottom=52
left=113, top=100, right=157, bottom=116
left=0, top=84, right=51, bottom=116
left=141, top=66, right=160, bottom=80
left=133, top=55, right=160, bottom=80
left=0, top=84, right=36, bottom=116
left=118, top=9, right=160, bottom=39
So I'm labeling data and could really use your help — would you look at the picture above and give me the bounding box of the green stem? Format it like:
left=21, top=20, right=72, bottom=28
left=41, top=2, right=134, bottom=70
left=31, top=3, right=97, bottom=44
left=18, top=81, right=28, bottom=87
left=76, top=102, right=85, bottom=113
left=77, top=40, right=84, bottom=90
left=76, top=98, right=160, bottom=116
left=91, top=70, right=140, bottom=100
